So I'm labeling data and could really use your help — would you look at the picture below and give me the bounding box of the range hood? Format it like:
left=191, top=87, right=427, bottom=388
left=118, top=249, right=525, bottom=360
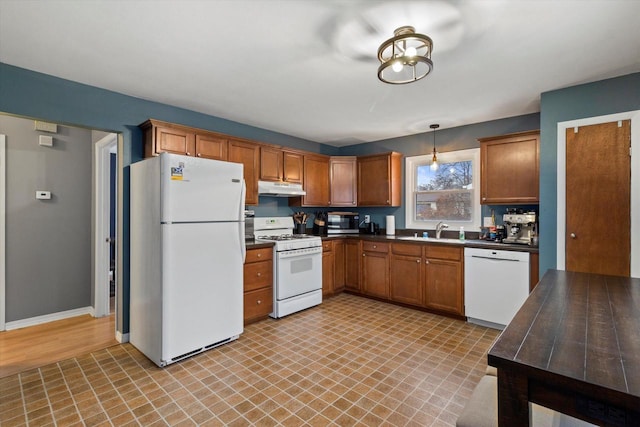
left=258, top=180, right=306, bottom=197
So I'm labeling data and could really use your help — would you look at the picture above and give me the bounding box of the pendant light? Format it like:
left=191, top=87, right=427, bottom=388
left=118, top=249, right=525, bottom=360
left=430, top=124, right=440, bottom=171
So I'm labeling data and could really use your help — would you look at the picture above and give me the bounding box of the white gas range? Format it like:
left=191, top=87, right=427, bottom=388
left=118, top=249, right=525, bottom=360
left=253, top=217, right=323, bottom=318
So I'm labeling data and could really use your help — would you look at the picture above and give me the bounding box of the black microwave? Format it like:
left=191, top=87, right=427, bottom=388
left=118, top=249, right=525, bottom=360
left=327, top=212, right=360, bottom=234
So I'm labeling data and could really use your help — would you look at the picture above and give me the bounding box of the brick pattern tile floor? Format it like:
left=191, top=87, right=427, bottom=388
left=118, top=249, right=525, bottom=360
left=0, top=294, right=498, bottom=426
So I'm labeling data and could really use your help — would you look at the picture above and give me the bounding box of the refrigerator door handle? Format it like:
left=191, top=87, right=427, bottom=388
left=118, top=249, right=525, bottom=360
left=240, top=179, right=246, bottom=263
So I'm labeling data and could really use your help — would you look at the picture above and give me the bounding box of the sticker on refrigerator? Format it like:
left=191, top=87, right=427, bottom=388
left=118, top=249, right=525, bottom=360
left=170, top=163, right=184, bottom=181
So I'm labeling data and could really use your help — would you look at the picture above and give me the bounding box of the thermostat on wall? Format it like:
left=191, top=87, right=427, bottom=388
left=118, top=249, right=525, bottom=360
left=36, top=191, right=51, bottom=200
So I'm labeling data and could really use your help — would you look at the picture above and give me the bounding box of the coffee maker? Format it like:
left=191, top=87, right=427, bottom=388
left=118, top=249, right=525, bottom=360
left=503, top=211, right=537, bottom=245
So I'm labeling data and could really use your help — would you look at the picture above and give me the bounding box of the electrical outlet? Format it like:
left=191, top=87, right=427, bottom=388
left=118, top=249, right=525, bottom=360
left=364, top=215, right=371, bottom=223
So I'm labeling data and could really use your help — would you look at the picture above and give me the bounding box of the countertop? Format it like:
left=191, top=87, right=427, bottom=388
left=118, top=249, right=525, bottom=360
left=319, top=233, right=539, bottom=253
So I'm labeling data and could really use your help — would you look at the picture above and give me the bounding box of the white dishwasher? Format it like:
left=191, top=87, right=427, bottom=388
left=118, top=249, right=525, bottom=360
left=464, top=247, right=530, bottom=329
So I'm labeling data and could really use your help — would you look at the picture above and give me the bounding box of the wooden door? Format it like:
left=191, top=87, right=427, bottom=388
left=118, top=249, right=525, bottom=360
left=566, top=120, right=631, bottom=276
left=358, top=154, right=391, bottom=206
left=228, top=140, right=260, bottom=206
left=283, top=151, right=303, bottom=184
left=344, top=240, right=361, bottom=291
left=322, top=244, right=335, bottom=297
left=260, top=146, right=282, bottom=182
left=389, top=245, right=423, bottom=306
left=195, top=134, right=227, bottom=160
left=424, top=258, right=463, bottom=315
left=361, top=250, right=389, bottom=299
left=334, top=240, right=345, bottom=293
left=156, top=126, right=195, bottom=156
left=330, top=156, right=357, bottom=206
left=301, top=155, right=330, bottom=206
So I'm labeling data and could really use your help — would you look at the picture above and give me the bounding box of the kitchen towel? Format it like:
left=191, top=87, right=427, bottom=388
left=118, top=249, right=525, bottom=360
left=386, top=215, right=395, bottom=235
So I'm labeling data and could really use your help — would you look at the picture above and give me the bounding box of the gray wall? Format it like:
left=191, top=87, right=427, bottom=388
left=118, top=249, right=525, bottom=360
left=0, top=114, right=92, bottom=321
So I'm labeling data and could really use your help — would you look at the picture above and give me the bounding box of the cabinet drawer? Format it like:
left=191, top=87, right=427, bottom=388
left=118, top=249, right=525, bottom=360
left=244, top=261, right=272, bottom=292
left=245, top=247, right=273, bottom=263
left=362, top=241, right=389, bottom=253
left=425, top=245, right=462, bottom=261
left=244, top=287, right=273, bottom=321
left=391, top=242, right=422, bottom=256
left=322, top=241, right=333, bottom=252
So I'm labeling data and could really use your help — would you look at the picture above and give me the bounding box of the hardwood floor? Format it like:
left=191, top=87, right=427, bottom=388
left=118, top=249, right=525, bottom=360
left=0, top=311, right=118, bottom=378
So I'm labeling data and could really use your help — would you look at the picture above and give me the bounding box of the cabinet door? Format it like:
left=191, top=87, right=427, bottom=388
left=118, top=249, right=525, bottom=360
left=322, top=244, right=335, bottom=297
left=390, top=243, right=424, bottom=306
left=156, top=125, right=195, bottom=156
left=480, top=131, right=539, bottom=204
left=344, top=240, right=361, bottom=291
left=195, top=134, right=227, bottom=160
left=334, top=240, right=345, bottom=293
left=362, top=250, right=389, bottom=299
left=283, top=151, right=304, bottom=184
left=228, top=140, right=260, bottom=206
left=299, top=155, right=330, bottom=206
left=260, top=146, right=283, bottom=182
left=357, top=152, right=402, bottom=206
left=330, top=156, right=357, bottom=207
left=425, top=258, right=463, bottom=315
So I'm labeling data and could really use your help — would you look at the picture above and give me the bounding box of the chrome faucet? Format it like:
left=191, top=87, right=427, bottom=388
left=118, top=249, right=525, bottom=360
left=435, top=222, right=449, bottom=239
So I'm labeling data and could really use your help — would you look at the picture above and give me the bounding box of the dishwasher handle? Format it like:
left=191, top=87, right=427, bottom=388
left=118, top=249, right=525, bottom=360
left=470, top=255, right=521, bottom=262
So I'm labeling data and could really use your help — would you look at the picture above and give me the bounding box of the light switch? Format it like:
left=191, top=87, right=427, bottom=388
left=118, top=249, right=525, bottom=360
left=36, top=191, right=51, bottom=200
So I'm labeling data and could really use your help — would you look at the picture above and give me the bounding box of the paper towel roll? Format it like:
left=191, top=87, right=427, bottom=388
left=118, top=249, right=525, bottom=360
left=386, top=215, right=395, bottom=235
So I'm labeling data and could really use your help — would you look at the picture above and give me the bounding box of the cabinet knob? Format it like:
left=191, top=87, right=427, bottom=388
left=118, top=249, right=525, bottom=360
left=425, top=259, right=429, bottom=264
left=197, top=153, right=202, bottom=157
left=352, top=202, right=356, bottom=205
left=417, top=259, right=421, bottom=263
left=257, top=253, right=261, bottom=258
left=570, top=233, right=577, bottom=239
left=257, top=300, right=262, bottom=305
left=482, top=197, right=487, bottom=201
left=257, top=272, right=261, bottom=277
left=386, top=200, right=390, bottom=204
left=186, top=152, right=191, bottom=156
left=373, top=245, right=377, bottom=249
left=362, top=253, right=366, bottom=257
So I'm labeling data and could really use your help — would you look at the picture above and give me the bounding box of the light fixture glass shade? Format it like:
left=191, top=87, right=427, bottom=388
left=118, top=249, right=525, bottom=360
left=378, top=26, right=433, bottom=84
left=429, top=123, right=440, bottom=170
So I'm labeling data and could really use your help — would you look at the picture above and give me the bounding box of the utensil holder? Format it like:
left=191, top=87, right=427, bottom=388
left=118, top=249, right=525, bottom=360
left=294, top=223, right=306, bottom=235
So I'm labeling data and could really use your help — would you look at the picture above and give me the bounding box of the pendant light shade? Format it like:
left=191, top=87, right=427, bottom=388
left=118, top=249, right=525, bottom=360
left=430, top=124, right=440, bottom=171
left=377, top=26, right=433, bottom=84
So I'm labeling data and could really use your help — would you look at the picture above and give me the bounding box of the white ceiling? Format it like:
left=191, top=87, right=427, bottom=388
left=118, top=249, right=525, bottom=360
left=1, top=0, right=639, bottom=147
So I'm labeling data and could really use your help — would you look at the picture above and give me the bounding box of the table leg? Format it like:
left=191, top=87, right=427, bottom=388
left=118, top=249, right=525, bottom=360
left=497, top=368, right=530, bottom=426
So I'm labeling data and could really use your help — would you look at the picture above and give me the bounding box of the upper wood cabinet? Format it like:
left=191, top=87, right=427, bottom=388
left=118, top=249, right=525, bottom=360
left=260, top=147, right=303, bottom=184
left=330, top=156, right=357, bottom=207
left=357, top=152, right=403, bottom=206
left=479, top=130, right=540, bottom=204
left=141, top=119, right=227, bottom=160
left=291, top=154, right=330, bottom=207
left=228, top=140, right=260, bottom=206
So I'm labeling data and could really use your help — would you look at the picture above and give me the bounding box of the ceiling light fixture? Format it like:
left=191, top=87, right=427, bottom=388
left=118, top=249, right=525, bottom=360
left=377, top=26, right=433, bottom=84
left=430, top=124, right=440, bottom=171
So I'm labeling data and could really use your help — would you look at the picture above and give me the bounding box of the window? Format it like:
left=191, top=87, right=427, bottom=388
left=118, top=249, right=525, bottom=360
left=405, top=148, right=480, bottom=230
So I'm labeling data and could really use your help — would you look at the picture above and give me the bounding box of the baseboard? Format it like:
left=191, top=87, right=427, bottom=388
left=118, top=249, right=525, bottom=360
left=116, top=331, right=129, bottom=343
left=5, top=306, right=92, bottom=331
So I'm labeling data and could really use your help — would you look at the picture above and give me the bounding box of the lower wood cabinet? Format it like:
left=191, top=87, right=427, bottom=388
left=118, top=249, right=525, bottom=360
left=361, top=241, right=390, bottom=299
left=424, top=245, right=463, bottom=315
left=322, top=240, right=335, bottom=297
left=344, top=239, right=361, bottom=292
left=390, top=243, right=424, bottom=306
left=243, top=247, right=273, bottom=323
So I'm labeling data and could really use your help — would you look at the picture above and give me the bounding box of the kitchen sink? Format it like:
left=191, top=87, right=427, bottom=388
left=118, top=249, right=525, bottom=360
left=396, top=236, right=465, bottom=244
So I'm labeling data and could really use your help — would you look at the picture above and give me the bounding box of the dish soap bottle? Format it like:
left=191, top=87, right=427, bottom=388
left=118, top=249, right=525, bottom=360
left=459, top=226, right=465, bottom=240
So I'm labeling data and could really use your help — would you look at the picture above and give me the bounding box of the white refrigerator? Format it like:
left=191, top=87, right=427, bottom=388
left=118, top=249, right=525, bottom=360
left=130, top=153, right=245, bottom=367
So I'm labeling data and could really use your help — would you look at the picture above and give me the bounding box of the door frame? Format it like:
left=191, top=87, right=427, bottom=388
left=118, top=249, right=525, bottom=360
left=94, top=133, right=117, bottom=318
left=556, top=110, right=640, bottom=277
left=0, top=135, right=5, bottom=330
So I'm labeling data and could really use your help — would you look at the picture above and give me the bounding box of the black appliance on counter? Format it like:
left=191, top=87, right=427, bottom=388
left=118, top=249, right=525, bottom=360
left=362, top=222, right=380, bottom=235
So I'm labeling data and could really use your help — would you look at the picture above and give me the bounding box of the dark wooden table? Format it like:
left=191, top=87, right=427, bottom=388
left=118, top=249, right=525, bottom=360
left=488, top=269, right=640, bottom=426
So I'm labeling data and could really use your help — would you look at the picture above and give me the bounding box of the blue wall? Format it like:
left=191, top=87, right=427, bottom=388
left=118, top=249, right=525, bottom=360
left=539, top=73, right=640, bottom=276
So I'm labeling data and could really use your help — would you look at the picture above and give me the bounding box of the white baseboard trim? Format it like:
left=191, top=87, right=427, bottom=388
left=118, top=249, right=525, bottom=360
left=116, top=331, right=129, bottom=343
left=5, top=306, right=92, bottom=331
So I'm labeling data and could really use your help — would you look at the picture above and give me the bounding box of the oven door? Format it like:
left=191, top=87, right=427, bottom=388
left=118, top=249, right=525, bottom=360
left=275, top=247, right=322, bottom=300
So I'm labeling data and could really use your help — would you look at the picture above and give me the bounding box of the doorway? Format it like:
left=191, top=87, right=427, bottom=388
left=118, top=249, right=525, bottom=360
left=557, top=110, right=640, bottom=277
